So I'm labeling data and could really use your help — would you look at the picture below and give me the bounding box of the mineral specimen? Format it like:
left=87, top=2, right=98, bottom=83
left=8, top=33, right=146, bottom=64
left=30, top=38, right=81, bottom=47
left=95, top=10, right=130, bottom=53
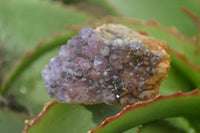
left=42, top=24, right=170, bottom=106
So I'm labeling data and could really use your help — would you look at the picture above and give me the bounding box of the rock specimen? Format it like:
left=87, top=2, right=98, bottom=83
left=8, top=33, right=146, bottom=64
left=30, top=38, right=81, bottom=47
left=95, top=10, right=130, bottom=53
left=42, top=24, right=170, bottom=106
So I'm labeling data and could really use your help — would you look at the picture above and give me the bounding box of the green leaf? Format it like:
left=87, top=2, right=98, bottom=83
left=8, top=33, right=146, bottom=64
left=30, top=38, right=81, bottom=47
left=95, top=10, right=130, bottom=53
left=90, top=90, right=200, bottom=133
left=0, top=32, right=77, bottom=96
left=159, top=67, right=193, bottom=95
left=0, top=110, right=26, bottom=133
left=188, top=118, right=200, bottom=132
left=0, top=0, right=91, bottom=53
left=140, top=118, right=195, bottom=133
left=140, top=120, right=186, bottom=133
left=107, top=0, right=200, bottom=36
left=169, top=53, right=200, bottom=88
left=0, top=0, right=91, bottom=114
left=23, top=101, right=122, bottom=133
left=59, top=0, right=121, bottom=17
left=23, top=90, right=200, bottom=133
left=86, top=0, right=121, bottom=17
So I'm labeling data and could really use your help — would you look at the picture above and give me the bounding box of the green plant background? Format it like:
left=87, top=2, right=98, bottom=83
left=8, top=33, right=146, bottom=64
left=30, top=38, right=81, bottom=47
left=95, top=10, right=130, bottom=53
left=0, top=0, right=199, bottom=133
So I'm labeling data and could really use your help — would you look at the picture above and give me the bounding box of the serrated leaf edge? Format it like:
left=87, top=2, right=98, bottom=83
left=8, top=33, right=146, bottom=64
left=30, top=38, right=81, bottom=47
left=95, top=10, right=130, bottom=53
left=23, top=100, right=57, bottom=133
left=89, top=89, right=200, bottom=133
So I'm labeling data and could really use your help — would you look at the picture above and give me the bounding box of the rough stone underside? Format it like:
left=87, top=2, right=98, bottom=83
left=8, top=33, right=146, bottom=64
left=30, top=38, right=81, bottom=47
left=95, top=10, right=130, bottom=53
left=42, top=24, right=170, bottom=106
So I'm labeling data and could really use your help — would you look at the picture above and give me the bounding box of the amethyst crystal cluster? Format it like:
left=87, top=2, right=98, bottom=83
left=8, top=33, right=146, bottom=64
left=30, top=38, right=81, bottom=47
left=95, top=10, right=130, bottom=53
left=42, top=24, right=170, bottom=106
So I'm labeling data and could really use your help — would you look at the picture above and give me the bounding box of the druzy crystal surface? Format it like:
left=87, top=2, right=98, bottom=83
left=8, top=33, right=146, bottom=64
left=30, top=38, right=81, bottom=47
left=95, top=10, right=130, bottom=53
left=42, top=24, right=170, bottom=106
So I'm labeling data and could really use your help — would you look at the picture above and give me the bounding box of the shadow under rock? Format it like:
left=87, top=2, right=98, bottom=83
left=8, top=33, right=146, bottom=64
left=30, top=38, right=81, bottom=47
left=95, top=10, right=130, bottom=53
left=84, top=104, right=123, bottom=125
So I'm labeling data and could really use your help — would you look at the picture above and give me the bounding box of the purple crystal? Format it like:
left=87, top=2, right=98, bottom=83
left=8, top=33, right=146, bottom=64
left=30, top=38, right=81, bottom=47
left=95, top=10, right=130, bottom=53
left=42, top=25, right=168, bottom=105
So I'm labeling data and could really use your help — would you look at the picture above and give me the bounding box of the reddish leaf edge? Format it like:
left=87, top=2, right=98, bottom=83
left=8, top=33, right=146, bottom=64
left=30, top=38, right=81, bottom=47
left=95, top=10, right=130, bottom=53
left=181, top=7, right=200, bottom=31
left=22, top=90, right=200, bottom=133
left=168, top=47, right=200, bottom=71
left=22, top=99, right=108, bottom=133
left=181, top=7, right=200, bottom=55
left=23, top=100, right=57, bottom=133
left=65, top=16, right=197, bottom=45
left=93, top=16, right=197, bottom=46
left=89, top=89, right=200, bottom=133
